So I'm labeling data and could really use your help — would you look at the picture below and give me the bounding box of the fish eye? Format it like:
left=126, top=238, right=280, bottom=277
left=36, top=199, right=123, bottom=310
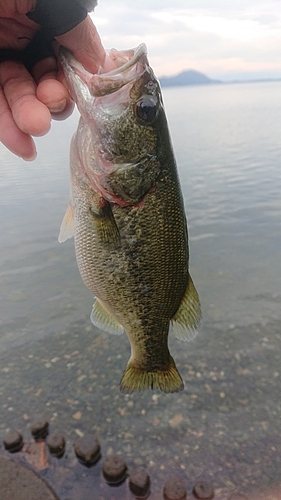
left=135, top=95, right=158, bottom=124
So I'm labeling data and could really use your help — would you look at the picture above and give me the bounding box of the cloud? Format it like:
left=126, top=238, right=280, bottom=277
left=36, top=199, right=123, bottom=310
left=90, top=1, right=281, bottom=80
left=92, top=16, right=108, bottom=26
left=151, top=11, right=281, bottom=42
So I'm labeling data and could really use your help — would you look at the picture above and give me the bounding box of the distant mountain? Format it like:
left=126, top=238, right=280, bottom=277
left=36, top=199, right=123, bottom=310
left=159, top=70, right=221, bottom=88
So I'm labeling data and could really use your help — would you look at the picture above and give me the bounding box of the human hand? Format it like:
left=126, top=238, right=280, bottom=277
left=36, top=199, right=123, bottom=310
left=0, top=1, right=109, bottom=160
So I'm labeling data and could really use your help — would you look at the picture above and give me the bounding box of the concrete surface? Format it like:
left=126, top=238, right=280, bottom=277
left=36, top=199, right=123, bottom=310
left=0, top=457, right=58, bottom=500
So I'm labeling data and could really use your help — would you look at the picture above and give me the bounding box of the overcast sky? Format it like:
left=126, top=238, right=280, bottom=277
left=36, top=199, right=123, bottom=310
left=91, top=0, right=281, bottom=80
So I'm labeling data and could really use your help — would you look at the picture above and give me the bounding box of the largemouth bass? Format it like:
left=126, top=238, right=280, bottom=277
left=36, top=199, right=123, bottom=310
left=59, top=44, right=201, bottom=394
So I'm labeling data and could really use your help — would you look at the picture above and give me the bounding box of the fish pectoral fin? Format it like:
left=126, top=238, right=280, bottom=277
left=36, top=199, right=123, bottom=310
left=90, top=198, right=120, bottom=247
left=90, top=298, right=124, bottom=335
left=58, top=203, right=74, bottom=243
left=171, top=273, right=201, bottom=341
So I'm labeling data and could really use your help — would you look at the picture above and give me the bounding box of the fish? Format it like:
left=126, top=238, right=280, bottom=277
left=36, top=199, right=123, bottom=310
left=59, top=43, right=201, bottom=394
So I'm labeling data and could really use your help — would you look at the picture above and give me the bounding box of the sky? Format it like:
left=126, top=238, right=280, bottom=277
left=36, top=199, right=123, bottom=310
left=90, top=0, right=281, bottom=81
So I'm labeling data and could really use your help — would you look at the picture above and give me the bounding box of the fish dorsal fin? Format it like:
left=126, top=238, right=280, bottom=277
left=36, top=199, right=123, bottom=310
left=58, top=203, right=74, bottom=243
left=170, top=274, right=201, bottom=341
left=91, top=298, right=124, bottom=335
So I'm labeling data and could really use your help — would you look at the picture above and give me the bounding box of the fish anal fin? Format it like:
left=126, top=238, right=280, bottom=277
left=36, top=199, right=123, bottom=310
left=91, top=298, right=124, bottom=335
left=58, top=203, right=74, bottom=243
left=171, top=274, right=201, bottom=341
left=120, top=356, right=184, bottom=394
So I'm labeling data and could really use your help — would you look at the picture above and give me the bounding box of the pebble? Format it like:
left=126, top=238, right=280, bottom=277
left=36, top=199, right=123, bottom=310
left=102, top=454, right=128, bottom=485
left=3, top=429, right=24, bottom=453
left=74, top=434, right=101, bottom=466
left=46, top=432, right=66, bottom=458
left=163, top=477, right=187, bottom=500
left=31, top=418, right=49, bottom=440
left=193, top=481, right=214, bottom=499
left=129, top=467, right=150, bottom=498
left=72, top=411, right=82, bottom=420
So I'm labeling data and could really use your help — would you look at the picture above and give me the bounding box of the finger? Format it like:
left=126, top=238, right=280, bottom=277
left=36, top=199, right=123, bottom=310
left=0, top=1, right=36, bottom=17
left=0, top=19, right=35, bottom=50
left=37, top=78, right=75, bottom=120
left=0, top=86, right=36, bottom=160
left=33, top=57, right=75, bottom=119
left=0, top=60, right=51, bottom=136
left=56, top=15, right=107, bottom=74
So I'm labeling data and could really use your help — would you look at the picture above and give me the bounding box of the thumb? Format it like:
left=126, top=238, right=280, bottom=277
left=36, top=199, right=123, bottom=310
left=55, top=15, right=106, bottom=74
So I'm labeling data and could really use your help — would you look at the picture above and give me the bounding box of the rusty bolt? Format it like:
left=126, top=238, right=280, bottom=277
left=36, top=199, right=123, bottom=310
left=193, top=481, right=214, bottom=499
left=102, top=454, right=128, bottom=485
left=163, top=477, right=187, bottom=500
left=46, top=431, right=66, bottom=458
left=129, top=467, right=151, bottom=498
left=3, top=430, right=24, bottom=453
left=74, top=434, right=101, bottom=466
left=31, top=418, right=49, bottom=440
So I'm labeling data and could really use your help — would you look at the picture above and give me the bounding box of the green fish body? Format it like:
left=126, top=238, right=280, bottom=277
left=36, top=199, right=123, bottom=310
left=59, top=44, right=201, bottom=393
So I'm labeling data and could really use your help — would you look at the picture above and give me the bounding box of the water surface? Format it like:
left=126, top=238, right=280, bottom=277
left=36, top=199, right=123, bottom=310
left=0, top=82, right=281, bottom=499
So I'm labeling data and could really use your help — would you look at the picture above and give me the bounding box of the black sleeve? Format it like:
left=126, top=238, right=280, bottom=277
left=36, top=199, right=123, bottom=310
left=0, top=0, right=98, bottom=71
left=27, top=0, right=98, bottom=37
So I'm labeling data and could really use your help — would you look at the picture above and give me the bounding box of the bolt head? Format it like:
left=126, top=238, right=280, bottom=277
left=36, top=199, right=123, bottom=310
left=102, top=454, right=128, bottom=485
left=129, top=467, right=150, bottom=497
left=3, top=430, right=24, bottom=453
left=31, top=419, right=49, bottom=440
left=46, top=432, right=66, bottom=458
left=193, top=481, right=214, bottom=500
left=163, top=477, right=187, bottom=500
left=74, top=434, right=101, bottom=466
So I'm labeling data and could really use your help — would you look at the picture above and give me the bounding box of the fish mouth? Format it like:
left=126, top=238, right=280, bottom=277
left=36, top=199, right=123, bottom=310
left=60, top=43, right=159, bottom=208
left=60, top=44, right=148, bottom=98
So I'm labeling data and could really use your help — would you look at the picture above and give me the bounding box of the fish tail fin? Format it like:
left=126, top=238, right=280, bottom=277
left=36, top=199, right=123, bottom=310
left=120, top=356, right=184, bottom=394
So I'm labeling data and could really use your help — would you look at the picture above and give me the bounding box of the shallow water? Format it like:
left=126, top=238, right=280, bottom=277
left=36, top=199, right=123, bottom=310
left=0, top=81, right=281, bottom=499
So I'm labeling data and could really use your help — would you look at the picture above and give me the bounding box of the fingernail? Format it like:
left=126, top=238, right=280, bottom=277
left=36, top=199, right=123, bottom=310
left=48, top=98, right=67, bottom=113
left=22, top=150, right=37, bottom=161
left=50, top=100, right=75, bottom=121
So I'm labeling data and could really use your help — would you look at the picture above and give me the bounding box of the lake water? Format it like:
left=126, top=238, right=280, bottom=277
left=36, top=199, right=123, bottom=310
left=0, top=82, right=281, bottom=499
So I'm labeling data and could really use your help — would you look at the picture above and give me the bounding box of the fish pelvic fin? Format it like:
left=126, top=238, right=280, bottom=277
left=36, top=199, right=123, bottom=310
left=119, top=356, right=184, bottom=394
left=58, top=203, right=74, bottom=243
left=171, top=273, right=201, bottom=341
left=91, top=298, right=124, bottom=335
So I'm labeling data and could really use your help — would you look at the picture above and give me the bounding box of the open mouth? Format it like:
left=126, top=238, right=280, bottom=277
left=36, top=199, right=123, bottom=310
left=60, top=44, right=148, bottom=97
